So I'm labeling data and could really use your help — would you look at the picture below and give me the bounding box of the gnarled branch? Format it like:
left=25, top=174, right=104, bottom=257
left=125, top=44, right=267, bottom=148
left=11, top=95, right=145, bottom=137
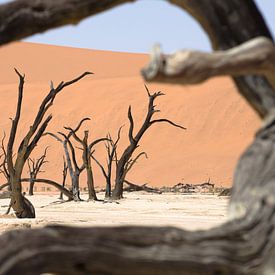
left=142, top=37, right=275, bottom=89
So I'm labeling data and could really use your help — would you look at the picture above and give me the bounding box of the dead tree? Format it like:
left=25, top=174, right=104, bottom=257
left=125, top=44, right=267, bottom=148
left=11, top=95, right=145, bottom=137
left=27, top=147, right=48, bottom=196
left=124, top=180, right=162, bottom=194
left=65, top=123, right=109, bottom=201
left=91, top=127, right=123, bottom=198
left=59, top=156, right=68, bottom=200
left=1, top=1, right=275, bottom=274
left=6, top=69, right=91, bottom=218
left=46, top=118, right=90, bottom=201
left=20, top=178, right=73, bottom=200
left=111, top=86, right=185, bottom=199
left=0, top=133, right=10, bottom=190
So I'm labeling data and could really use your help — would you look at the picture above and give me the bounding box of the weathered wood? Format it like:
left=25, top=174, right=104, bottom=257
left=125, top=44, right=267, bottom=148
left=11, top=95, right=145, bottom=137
left=168, top=0, right=275, bottom=119
left=0, top=0, right=134, bottom=47
left=0, top=192, right=274, bottom=275
left=124, top=180, right=162, bottom=194
left=142, top=37, right=275, bottom=89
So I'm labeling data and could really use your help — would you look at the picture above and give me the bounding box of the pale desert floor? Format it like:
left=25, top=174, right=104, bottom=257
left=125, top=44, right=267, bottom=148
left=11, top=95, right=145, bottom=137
left=0, top=193, right=229, bottom=234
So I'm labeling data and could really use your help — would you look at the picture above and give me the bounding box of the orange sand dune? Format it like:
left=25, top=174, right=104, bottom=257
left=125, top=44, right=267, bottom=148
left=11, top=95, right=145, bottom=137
left=0, top=42, right=260, bottom=189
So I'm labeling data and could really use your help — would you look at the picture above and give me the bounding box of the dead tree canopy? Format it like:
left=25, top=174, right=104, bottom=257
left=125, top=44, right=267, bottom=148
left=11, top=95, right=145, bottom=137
left=92, top=127, right=123, bottom=198
left=0, top=0, right=275, bottom=274
left=6, top=70, right=91, bottom=218
left=65, top=122, right=109, bottom=201
left=46, top=118, right=90, bottom=201
left=111, top=86, right=185, bottom=200
left=27, top=147, right=48, bottom=196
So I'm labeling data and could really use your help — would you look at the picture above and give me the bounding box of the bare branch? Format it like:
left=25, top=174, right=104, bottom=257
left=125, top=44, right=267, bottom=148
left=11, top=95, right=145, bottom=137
left=91, top=154, right=108, bottom=179
left=150, top=119, right=186, bottom=130
left=7, top=68, right=25, bottom=173
left=20, top=178, right=73, bottom=200
left=44, top=132, right=63, bottom=143
left=59, top=132, right=80, bottom=172
left=24, top=115, right=52, bottom=160
left=0, top=182, right=9, bottom=191
left=64, top=117, right=91, bottom=141
left=29, top=74, right=91, bottom=143
left=127, top=106, right=135, bottom=143
left=88, top=137, right=111, bottom=151
left=125, top=152, right=148, bottom=174
left=144, top=84, right=151, bottom=97
left=142, top=37, right=275, bottom=89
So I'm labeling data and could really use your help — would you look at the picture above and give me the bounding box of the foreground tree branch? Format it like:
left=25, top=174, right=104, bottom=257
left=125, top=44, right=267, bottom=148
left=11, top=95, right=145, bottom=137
left=0, top=0, right=135, bottom=47
left=142, top=37, right=275, bottom=89
left=0, top=196, right=274, bottom=275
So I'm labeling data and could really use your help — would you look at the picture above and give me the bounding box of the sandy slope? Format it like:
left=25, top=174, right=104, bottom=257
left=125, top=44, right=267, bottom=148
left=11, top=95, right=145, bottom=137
left=0, top=42, right=260, bottom=190
left=0, top=193, right=229, bottom=234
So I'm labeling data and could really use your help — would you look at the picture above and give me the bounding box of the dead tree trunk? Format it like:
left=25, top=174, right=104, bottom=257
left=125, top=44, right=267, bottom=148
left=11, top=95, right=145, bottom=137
left=92, top=127, right=123, bottom=198
left=59, top=156, right=68, bottom=200
left=111, top=86, right=185, bottom=200
left=65, top=123, right=109, bottom=201
left=46, top=119, right=90, bottom=201
left=0, top=0, right=275, bottom=274
left=124, top=180, right=162, bottom=194
left=27, top=147, right=48, bottom=196
left=0, top=134, right=10, bottom=191
left=6, top=70, right=91, bottom=218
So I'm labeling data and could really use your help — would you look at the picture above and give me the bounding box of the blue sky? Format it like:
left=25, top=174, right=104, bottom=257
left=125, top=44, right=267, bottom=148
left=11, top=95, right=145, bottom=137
left=0, top=0, right=274, bottom=53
